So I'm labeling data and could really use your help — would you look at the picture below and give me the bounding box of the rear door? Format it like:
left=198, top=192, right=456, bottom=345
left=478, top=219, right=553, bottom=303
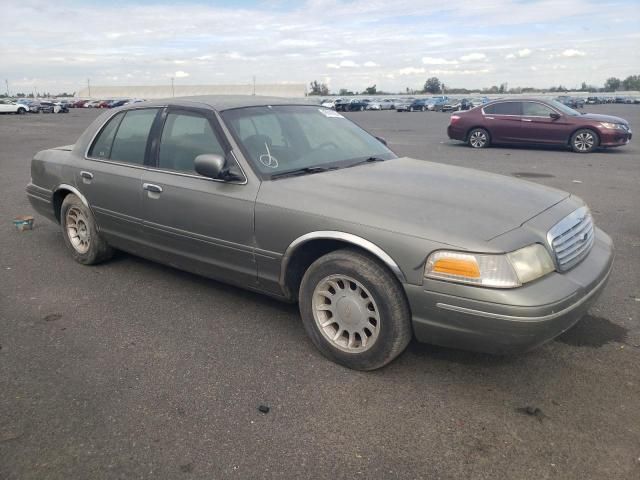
left=77, top=108, right=160, bottom=251
left=482, top=101, right=523, bottom=143
left=139, top=106, right=258, bottom=287
left=520, top=101, right=572, bottom=144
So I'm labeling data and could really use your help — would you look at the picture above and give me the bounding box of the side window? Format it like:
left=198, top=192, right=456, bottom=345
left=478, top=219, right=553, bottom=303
left=522, top=102, right=554, bottom=116
left=110, top=109, right=159, bottom=164
left=158, top=111, right=225, bottom=173
left=484, top=102, right=521, bottom=115
left=89, top=112, right=125, bottom=158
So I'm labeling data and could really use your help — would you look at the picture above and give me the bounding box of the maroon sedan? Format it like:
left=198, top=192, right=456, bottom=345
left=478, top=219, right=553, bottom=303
left=447, top=98, right=632, bottom=153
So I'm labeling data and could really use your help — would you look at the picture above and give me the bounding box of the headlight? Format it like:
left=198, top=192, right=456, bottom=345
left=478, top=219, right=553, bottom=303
left=424, top=244, right=555, bottom=288
left=600, top=122, right=625, bottom=130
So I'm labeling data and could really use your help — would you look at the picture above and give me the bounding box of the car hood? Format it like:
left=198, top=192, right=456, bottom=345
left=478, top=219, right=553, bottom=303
left=261, top=157, right=570, bottom=249
left=579, top=113, right=629, bottom=125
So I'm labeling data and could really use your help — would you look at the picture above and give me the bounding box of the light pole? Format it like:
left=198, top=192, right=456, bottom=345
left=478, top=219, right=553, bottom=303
left=5, top=79, right=8, bottom=97
left=252, top=75, right=256, bottom=96
left=87, top=78, right=91, bottom=98
left=171, top=77, right=175, bottom=97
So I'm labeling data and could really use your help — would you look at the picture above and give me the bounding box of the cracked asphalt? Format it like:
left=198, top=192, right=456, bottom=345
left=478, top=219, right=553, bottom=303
left=1, top=104, right=639, bottom=479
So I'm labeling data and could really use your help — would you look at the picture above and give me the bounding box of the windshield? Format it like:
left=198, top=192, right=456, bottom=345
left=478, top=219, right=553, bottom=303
left=221, top=105, right=396, bottom=178
left=548, top=99, right=580, bottom=116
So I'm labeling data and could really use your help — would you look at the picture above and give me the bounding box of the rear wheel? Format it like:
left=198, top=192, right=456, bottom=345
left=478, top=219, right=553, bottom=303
left=299, top=249, right=412, bottom=370
left=467, top=128, right=490, bottom=148
left=60, top=194, right=113, bottom=265
left=571, top=129, right=598, bottom=153
left=17, top=107, right=26, bottom=114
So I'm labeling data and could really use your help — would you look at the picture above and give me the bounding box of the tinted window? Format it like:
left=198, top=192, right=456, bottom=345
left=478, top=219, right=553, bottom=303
left=89, top=112, right=125, bottom=158
left=158, top=112, right=225, bottom=173
left=484, top=102, right=521, bottom=115
left=522, top=102, right=554, bottom=116
left=110, top=109, right=159, bottom=164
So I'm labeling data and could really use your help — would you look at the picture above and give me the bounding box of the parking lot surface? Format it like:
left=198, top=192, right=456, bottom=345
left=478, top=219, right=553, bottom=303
left=1, top=106, right=639, bottom=479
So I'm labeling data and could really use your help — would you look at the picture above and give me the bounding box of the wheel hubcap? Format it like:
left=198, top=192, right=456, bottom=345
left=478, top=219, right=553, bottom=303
left=312, top=275, right=380, bottom=353
left=66, top=206, right=91, bottom=254
left=470, top=131, right=487, bottom=147
left=575, top=132, right=594, bottom=151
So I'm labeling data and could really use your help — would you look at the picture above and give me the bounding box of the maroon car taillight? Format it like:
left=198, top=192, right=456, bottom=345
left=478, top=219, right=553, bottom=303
left=450, top=115, right=461, bottom=125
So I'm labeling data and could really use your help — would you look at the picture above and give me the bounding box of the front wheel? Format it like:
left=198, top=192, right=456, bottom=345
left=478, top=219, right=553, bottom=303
left=467, top=128, right=490, bottom=148
left=299, top=249, right=412, bottom=370
left=571, top=129, right=598, bottom=153
left=60, top=194, right=114, bottom=265
left=17, top=107, right=26, bottom=114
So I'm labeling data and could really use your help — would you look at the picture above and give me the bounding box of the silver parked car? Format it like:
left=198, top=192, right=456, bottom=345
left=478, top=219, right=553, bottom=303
left=27, top=96, right=614, bottom=370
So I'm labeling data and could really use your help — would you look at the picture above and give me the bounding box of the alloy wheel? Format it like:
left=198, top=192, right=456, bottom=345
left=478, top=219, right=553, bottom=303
left=312, top=274, right=381, bottom=353
left=470, top=130, right=487, bottom=148
left=574, top=132, right=595, bottom=152
left=65, top=206, right=91, bottom=254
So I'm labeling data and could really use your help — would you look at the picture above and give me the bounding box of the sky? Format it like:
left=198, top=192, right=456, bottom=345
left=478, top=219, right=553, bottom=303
left=1, top=0, right=639, bottom=94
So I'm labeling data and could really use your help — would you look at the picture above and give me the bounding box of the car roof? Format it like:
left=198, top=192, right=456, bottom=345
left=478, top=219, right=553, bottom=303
left=131, top=95, right=316, bottom=112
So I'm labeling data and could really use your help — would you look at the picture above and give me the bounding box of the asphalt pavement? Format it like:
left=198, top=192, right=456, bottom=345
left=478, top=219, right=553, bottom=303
left=1, top=105, right=639, bottom=479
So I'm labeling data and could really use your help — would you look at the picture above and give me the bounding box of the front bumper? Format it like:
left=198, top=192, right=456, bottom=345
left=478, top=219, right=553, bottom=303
left=405, top=228, right=614, bottom=354
left=599, top=129, right=632, bottom=147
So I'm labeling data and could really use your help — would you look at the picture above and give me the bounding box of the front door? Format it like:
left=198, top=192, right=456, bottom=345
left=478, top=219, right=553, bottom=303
left=520, top=101, right=571, bottom=144
left=140, top=107, right=258, bottom=287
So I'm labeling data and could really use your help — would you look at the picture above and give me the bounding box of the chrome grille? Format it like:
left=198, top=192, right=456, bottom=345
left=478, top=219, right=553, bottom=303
left=547, top=206, right=594, bottom=272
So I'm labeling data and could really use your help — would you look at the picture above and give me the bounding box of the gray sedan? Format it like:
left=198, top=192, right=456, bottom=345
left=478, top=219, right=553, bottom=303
left=26, top=96, right=614, bottom=370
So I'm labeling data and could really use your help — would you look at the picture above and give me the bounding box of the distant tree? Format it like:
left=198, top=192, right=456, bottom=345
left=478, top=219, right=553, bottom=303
left=309, top=80, right=329, bottom=96
left=423, top=77, right=441, bottom=94
left=338, top=88, right=354, bottom=96
left=364, top=84, right=377, bottom=95
left=622, top=75, right=640, bottom=91
left=604, top=77, right=621, bottom=92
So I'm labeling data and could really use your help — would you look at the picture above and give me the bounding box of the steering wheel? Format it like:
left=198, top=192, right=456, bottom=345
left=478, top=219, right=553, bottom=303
left=316, top=141, right=339, bottom=150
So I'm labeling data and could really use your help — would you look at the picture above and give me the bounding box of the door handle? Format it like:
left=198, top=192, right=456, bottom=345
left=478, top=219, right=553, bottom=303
left=521, top=118, right=533, bottom=122
left=485, top=116, right=495, bottom=120
left=143, top=183, right=163, bottom=193
left=80, top=171, right=94, bottom=180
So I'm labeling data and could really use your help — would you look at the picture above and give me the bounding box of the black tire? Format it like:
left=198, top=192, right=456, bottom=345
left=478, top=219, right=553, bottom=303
left=60, top=194, right=113, bottom=265
left=570, top=128, right=598, bottom=153
left=299, top=249, right=412, bottom=370
left=467, top=128, right=491, bottom=148
left=17, top=107, right=26, bottom=114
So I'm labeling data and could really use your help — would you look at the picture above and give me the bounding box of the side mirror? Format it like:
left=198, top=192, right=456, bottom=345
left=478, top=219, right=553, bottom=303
left=194, top=154, right=225, bottom=179
left=375, top=136, right=388, bottom=146
left=550, top=112, right=561, bottom=120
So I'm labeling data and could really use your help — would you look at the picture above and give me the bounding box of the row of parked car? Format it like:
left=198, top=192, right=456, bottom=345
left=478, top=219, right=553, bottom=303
left=0, top=97, right=147, bottom=114
left=320, top=96, right=492, bottom=113
left=70, top=99, right=145, bottom=108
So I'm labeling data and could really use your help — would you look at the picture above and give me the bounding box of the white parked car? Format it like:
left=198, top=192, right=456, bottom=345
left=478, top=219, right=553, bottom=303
left=321, top=98, right=341, bottom=109
left=0, top=100, right=28, bottom=114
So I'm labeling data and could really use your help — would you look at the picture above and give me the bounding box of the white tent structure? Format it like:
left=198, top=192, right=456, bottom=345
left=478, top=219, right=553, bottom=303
left=75, top=83, right=306, bottom=99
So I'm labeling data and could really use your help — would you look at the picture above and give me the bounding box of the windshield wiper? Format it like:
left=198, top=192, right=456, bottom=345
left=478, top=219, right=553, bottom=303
left=348, top=156, right=386, bottom=167
left=271, top=166, right=338, bottom=180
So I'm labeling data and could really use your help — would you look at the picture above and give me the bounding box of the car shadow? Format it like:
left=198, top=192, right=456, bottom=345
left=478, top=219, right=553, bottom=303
left=445, top=141, right=626, bottom=154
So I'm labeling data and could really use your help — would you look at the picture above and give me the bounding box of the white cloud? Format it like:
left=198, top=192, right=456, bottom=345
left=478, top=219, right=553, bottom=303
left=422, top=57, right=458, bottom=65
left=174, top=71, right=189, bottom=78
left=363, top=61, right=379, bottom=67
left=398, top=67, right=425, bottom=76
left=517, top=48, right=532, bottom=58
left=505, top=53, right=516, bottom=59
left=561, top=49, right=586, bottom=57
left=326, top=60, right=359, bottom=69
left=460, top=52, right=487, bottom=62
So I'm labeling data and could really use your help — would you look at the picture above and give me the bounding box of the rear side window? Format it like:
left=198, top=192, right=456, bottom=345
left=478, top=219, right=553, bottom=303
left=484, top=102, right=521, bottom=115
left=109, top=109, right=159, bottom=164
left=158, top=112, right=225, bottom=173
left=89, top=112, right=125, bottom=158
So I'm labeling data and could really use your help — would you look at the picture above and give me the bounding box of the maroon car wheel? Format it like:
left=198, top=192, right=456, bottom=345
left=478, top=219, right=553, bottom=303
left=467, top=128, right=490, bottom=148
left=571, top=129, right=598, bottom=153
